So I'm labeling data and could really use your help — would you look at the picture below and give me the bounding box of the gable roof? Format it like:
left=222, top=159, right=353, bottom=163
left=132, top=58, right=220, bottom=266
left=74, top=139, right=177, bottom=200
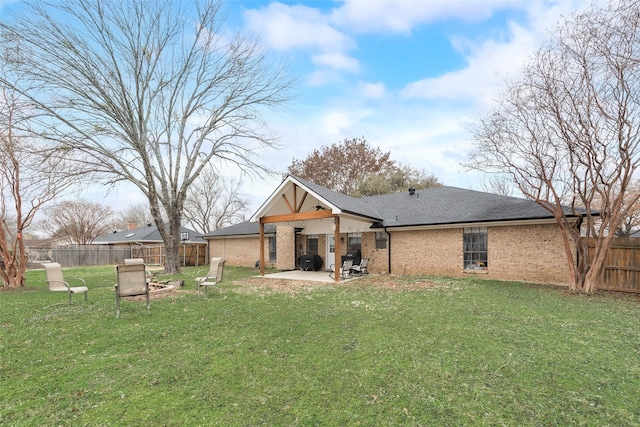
left=290, top=176, right=383, bottom=221
left=93, top=224, right=202, bottom=244
left=251, top=175, right=383, bottom=222
left=213, top=175, right=586, bottom=238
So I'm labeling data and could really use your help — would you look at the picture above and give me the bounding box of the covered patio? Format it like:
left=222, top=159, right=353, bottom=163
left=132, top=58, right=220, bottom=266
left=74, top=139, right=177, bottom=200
left=251, top=176, right=381, bottom=282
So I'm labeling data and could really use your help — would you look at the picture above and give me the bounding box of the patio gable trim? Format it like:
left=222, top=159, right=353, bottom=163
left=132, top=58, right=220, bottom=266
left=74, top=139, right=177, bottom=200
left=260, top=209, right=335, bottom=224
left=251, top=177, right=343, bottom=222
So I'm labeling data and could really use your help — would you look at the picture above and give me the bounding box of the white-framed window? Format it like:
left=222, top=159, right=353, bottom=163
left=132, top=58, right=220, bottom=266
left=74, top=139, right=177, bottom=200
left=269, top=236, right=277, bottom=263
left=463, top=227, right=488, bottom=270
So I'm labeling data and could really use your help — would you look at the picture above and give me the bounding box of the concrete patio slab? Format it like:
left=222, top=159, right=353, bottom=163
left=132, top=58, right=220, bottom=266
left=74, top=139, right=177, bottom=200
left=256, top=270, right=357, bottom=283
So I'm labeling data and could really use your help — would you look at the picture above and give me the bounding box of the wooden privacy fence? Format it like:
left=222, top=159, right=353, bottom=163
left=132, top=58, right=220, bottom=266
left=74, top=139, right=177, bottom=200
left=584, top=237, right=640, bottom=293
left=28, top=243, right=207, bottom=268
left=129, top=244, right=207, bottom=267
left=28, top=245, right=132, bottom=268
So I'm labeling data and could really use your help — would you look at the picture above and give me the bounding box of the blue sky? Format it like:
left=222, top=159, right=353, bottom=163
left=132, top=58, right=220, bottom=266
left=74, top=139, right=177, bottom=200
left=0, top=0, right=593, bottom=214
left=219, top=0, right=591, bottom=212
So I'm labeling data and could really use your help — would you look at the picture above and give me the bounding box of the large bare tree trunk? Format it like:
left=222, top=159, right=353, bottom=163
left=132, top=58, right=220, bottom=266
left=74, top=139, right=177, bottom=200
left=0, top=0, right=293, bottom=274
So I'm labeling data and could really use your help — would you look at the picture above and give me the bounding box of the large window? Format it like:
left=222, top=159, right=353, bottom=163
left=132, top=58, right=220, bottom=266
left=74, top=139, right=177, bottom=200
left=463, top=227, right=487, bottom=270
left=269, top=236, right=277, bottom=264
left=347, top=233, right=362, bottom=255
left=307, top=234, right=319, bottom=255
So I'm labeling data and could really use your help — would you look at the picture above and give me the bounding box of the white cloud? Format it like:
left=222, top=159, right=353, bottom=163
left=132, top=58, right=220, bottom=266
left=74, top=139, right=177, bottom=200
left=244, top=3, right=352, bottom=52
left=243, top=2, right=363, bottom=78
left=311, top=52, right=360, bottom=72
left=331, top=0, right=528, bottom=34
left=358, top=82, right=387, bottom=99
left=400, top=21, right=536, bottom=106
left=320, top=109, right=372, bottom=136
left=398, top=1, right=592, bottom=107
left=307, top=70, right=342, bottom=87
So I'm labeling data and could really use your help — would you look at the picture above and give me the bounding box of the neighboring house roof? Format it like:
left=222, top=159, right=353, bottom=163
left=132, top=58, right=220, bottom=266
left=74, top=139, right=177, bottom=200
left=93, top=224, right=203, bottom=244
left=204, top=222, right=277, bottom=238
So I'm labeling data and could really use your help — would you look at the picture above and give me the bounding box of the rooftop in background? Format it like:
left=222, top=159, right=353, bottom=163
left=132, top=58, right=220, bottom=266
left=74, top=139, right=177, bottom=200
left=93, top=224, right=203, bottom=244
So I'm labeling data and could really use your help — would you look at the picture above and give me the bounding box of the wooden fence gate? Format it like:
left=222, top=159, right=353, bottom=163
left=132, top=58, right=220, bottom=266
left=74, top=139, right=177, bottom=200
left=584, top=237, right=640, bottom=293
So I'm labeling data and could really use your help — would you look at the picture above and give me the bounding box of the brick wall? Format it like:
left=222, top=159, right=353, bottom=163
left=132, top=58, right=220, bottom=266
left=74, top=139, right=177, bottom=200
left=390, top=228, right=462, bottom=277
left=208, top=236, right=273, bottom=268
left=276, top=226, right=296, bottom=270
left=388, top=223, right=572, bottom=285
left=487, top=223, right=572, bottom=284
left=360, top=232, right=388, bottom=274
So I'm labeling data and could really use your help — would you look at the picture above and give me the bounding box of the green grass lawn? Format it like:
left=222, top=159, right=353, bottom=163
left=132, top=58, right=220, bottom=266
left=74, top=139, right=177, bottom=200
left=2, top=266, right=640, bottom=426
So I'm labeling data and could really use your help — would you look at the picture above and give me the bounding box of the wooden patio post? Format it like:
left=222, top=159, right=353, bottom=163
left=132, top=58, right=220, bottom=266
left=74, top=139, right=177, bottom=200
left=259, top=219, right=265, bottom=276
left=334, top=215, right=340, bottom=283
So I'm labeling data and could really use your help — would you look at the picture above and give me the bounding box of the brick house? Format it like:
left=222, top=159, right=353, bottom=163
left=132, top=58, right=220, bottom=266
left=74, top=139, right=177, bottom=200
left=204, top=175, right=578, bottom=285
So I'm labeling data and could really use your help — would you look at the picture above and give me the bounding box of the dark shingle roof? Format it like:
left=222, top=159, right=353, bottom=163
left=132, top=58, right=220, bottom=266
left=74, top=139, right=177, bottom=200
left=93, top=224, right=202, bottom=244
left=292, top=176, right=383, bottom=221
left=203, top=222, right=276, bottom=238
left=366, top=186, right=570, bottom=227
left=293, top=176, right=571, bottom=227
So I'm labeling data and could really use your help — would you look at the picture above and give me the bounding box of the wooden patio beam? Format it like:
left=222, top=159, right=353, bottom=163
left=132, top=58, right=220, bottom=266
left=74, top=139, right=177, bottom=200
left=261, top=210, right=335, bottom=224
left=281, top=194, right=295, bottom=214
left=296, top=192, right=308, bottom=213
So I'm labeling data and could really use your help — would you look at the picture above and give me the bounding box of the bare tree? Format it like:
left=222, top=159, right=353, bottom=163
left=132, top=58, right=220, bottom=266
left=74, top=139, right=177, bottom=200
left=615, top=180, right=640, bottom=237
left=183, top=166, right=249, bottom=234
left=590, top=180, right=640, bottom=237
left=39, top=200, right=118, bottom=245
left=467, top=1, right=640, bottom=293
left=479, top=175, right=516, bottom=197
left=0, top=82, right=80, bottom=287
left=117, top=203, right=154, bottom=231
left=0, top=0, right=293, bottom=273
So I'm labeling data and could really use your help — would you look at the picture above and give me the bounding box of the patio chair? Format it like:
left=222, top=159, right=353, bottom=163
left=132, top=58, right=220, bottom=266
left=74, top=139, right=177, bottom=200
left=44, top=262, right=88, bottom=305
left=115, top=263, right=150, bottom=317
left=195, top=257, right=226, bottom=296
left=329, top=259, right=353, bottom=280
left=350, top=258, right=369, bottom=276
left=123, top=258, right=155, bottom=282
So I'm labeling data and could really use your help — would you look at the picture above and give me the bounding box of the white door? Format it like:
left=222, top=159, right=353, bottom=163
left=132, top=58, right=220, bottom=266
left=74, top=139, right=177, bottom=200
left=326, top=234, right=335, bottom=270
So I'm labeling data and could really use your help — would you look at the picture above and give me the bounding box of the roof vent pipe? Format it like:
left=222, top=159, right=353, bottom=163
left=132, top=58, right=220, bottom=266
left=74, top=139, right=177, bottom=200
left=408, top=187, right=416, bottom=195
